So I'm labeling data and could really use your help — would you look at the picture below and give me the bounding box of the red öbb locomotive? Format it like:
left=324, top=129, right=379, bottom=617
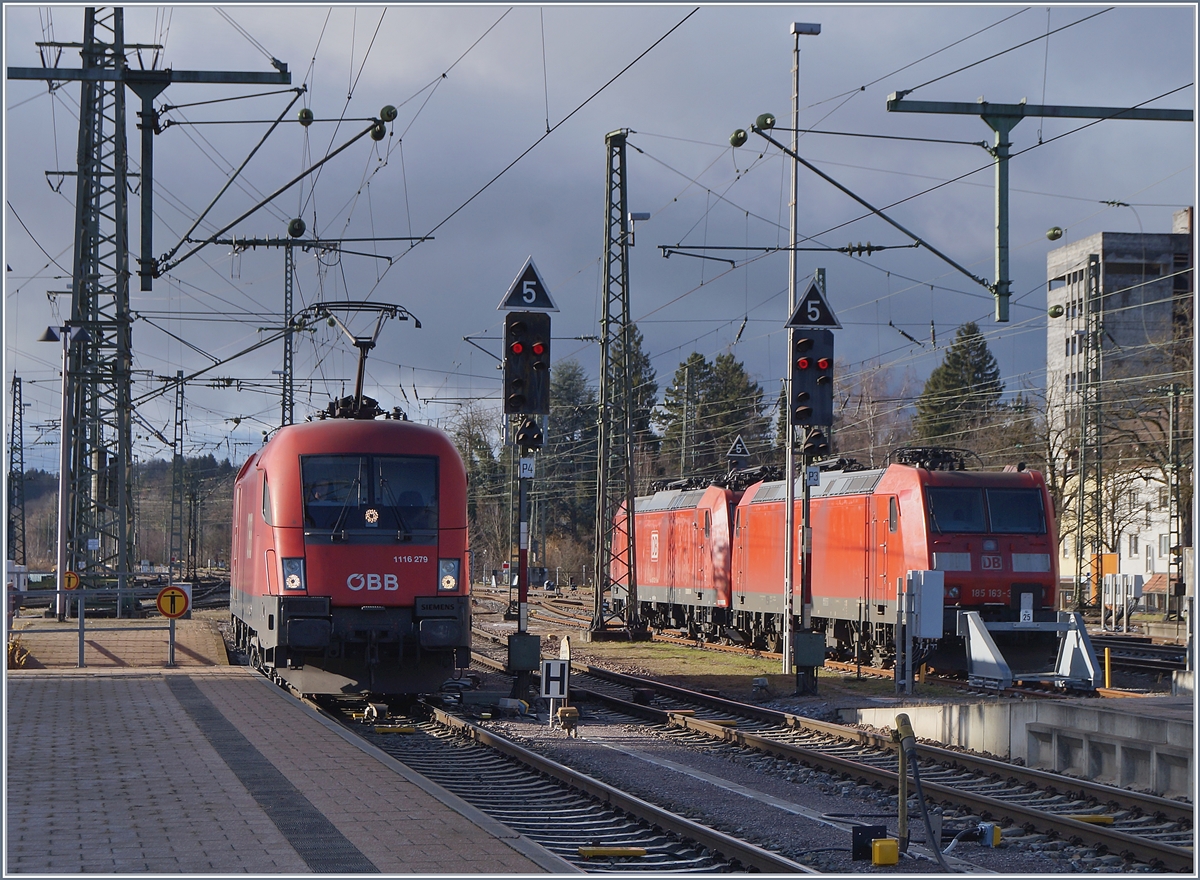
left=230, top=415, right=471, bottom=695
left=615, top=448, right=1058, bottom=666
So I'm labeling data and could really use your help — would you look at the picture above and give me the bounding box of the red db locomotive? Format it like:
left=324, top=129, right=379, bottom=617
left=616, top=448, right=1058, bottom=668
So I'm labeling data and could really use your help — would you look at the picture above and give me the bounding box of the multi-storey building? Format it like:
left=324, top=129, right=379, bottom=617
left=1045, top=208, right=1193, bottom=609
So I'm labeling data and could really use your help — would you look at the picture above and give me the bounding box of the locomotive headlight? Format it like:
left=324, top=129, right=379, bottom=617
left=946, top=585, right=960, bottom=601
left=438, top=559, right=461, bottom=592
left=282, top=557, right=306, bottom=591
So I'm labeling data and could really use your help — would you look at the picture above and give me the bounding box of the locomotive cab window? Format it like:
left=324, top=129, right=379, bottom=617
left=986, top=489, right=1046, bottom=534
left=926, top=488, right=986, bottom=533
left=888, top=497, right=898, bottom=533
left=928, top=486, right=1047, bottom=535
left=301, top=454, right=438, bottom=543
left=262, top=477, right=273, bottom=526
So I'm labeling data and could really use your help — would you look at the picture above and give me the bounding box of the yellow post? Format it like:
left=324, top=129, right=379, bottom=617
left=1104, top=647, right=1111, bottom=689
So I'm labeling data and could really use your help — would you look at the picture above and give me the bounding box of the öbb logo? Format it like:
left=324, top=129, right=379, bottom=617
left=346, top=573, right=400, bottom=591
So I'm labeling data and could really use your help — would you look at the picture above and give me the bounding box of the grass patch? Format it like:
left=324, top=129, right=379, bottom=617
left=7, top=636, right=29, bottom=669
left=566, top=637, right=960, bottom=704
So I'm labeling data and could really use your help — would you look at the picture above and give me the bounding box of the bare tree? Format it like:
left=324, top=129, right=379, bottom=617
left=832, top=360, right=915, bottom=466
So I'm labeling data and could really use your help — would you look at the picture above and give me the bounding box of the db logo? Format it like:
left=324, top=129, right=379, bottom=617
left=981, top=555, right=1003, bottom=571
left=346, top=573, right=400, bottom=591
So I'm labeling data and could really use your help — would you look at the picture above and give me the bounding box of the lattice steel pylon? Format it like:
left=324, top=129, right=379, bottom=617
left=7, top=375, right=27, bottom=566
left=66, top=7, right=134, bottom=589
left=1073, top=254, right=1103, bottom=607
left=283, top=243, right=295, bottom=426
left=592, top=130, right=640, bottom=632
left=170, top=371, right=185, bottom=584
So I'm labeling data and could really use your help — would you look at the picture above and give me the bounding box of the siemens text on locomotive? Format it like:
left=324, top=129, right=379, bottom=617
left=230, top=416, right=471, bottom=695
left=612, top=449, right=1059, bottom=668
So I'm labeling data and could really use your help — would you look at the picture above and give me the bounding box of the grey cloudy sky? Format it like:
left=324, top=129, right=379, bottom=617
left=4, top=4, right=1196, bottom=471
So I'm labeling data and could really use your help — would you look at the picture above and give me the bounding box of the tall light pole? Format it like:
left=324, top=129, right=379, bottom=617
left=39, top=325, right=90, bottom=619
left=782, top=21, right=820, bottom=674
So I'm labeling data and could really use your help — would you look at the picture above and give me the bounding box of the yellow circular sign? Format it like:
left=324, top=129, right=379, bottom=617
left=63, top=571, right=80, bottom=591
left=156, top=586, right=190, bottom=619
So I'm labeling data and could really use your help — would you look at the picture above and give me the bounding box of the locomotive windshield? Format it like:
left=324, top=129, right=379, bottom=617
left=926, top=488, right=986, bottom=533
left=301, top=454, right=438, bottom=543
left=927, top=486, right=1046, bottom=535
left=986, top=488, right=1046, bottom=534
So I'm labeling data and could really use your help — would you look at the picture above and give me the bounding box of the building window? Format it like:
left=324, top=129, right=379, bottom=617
left=1065, top=337, right=1071, bottom=357
left=1158, top=488, right=1169, bottom=509
left=1129, top=534, right=1139, bottom=557
left=1160, top=535, right=1170, bottom=557
left=1146, top=554, right=1155, bottom=574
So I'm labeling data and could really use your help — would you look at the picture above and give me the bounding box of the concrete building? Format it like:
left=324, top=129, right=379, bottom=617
left=1045, top=208, right=1193, bottom=608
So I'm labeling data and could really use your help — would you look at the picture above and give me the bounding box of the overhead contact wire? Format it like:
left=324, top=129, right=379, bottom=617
left=361, top=7, right=701, bottom=299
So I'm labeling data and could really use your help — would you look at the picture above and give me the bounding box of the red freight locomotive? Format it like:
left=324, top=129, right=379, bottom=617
left=230, top=416, right=471, bottom=695
left=615, top=449, right=1058, bottom=667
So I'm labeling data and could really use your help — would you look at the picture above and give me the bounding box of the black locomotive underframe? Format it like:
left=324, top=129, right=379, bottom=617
left=232, top=594, right=470, bottom=694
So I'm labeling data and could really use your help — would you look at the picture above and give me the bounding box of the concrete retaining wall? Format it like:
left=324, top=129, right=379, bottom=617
left=841, top=699, right=1193, bottom=799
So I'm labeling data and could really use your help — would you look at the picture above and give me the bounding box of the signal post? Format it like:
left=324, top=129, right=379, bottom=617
left=498, top=260, right=556, bottom=698
left=785, top=273, right=838, bottom=695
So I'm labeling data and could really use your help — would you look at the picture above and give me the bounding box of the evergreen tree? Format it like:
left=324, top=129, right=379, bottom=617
left=914, top=321, right=1003, bottom=444
left=612, top=322, right=658, bottom=455
left=654, top=352, right=769, bottom=478
left=541, top=359, right=599, bottom=540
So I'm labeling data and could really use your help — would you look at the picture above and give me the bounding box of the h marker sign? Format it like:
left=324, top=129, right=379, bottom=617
left=540, top=659, right=570, bottom=699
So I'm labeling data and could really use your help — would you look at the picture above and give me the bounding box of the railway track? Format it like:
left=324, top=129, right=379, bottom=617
left=316, top=698, right=812, bottom=874
left=1090, top=635, right=1190, bottom=673
left=524, top=596, right=1177, bottom=698
left=468, top=652, right=1193, bottom=873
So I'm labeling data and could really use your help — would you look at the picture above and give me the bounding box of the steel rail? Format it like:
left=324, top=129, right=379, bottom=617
left=669, top=713, right=1193, bottom=873
left=570, top=663, right=1192, bottom=825
left=426, top=705, right=815, bottom=874
left=569, top=684, right=1192, bottom=871
left=470, top=650, right=1191, bottom=868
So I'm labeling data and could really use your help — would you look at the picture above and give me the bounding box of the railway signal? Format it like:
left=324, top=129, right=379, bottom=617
left=503, top=312, right=551, bottom=415
left=790, top=329, right=834, bottom=427
left=802, top=428, right=829, bottom=457
left=514, top=417, right=544, bottom=450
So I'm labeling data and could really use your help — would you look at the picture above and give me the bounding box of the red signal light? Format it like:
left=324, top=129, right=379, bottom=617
left=510, top=342, right=524, bottom=355
left=796, top=357, right=810, bottom=369
left=817, top=357, right=831, bottom=370
left=532, top=341, right=546, bottom=355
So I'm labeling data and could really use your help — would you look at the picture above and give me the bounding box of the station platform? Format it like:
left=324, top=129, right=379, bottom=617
left=6, top=624, right=571, bottom=873
left=7, top=612, right=229, bottom=669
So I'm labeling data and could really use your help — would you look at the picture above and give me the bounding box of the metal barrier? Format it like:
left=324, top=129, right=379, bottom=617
left=7, top=587, right=183, bottom=668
